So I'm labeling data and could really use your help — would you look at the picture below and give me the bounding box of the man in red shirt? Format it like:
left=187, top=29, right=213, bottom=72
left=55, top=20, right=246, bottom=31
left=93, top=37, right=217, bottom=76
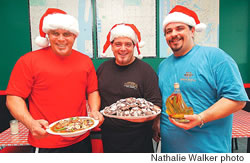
left=6, top=8, right=103, bottom=153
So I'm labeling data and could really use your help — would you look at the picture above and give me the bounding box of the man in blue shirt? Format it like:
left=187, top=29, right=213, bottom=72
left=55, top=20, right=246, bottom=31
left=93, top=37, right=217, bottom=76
left=157, top=5, right=248, bottom=153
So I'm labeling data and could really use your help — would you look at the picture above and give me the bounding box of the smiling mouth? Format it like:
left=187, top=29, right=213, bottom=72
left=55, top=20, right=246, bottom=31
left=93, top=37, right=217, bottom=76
left=170, top=36, right=182, bottom=43
left=118, top=53, right=128, bottom=57
left=56, top=44, right=67, bottom=49
left=171, top=39, right=180, bottom=43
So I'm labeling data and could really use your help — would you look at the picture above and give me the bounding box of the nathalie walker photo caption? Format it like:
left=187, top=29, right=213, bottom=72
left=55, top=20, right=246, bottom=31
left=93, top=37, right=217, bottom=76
left=151, top=153, right=246, bottom=163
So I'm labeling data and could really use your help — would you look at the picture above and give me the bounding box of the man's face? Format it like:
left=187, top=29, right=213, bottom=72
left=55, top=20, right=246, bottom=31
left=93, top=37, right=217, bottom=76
left=165, top=22, right=195, bottom=57
left=111, top=37, right=135, bottom=66
left=48, top=29, right=76, bottom=56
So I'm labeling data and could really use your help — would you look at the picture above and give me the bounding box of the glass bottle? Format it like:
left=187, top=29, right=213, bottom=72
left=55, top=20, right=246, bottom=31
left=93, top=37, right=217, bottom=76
left=166, top=83, right=193, bottom=122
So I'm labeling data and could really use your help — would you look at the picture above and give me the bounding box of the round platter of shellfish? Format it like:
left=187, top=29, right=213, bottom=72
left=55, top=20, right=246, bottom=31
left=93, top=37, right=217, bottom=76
left=100, top=97, right=161, bottom=123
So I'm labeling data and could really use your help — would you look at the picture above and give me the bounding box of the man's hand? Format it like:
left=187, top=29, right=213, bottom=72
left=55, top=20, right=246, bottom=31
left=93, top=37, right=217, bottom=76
left=28, top=119, right=49, bottom=139
left=152, top=115, right=161, bottom=142
left=169, top=114, right=202, bottom=130
left=89, top=110, right=104, bottom=128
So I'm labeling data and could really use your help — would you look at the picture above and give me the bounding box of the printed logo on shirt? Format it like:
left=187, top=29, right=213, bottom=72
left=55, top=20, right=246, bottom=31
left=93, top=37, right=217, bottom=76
left=124, top=82, right=138, bottom=90
left=180, top=72, right=196, bottom=82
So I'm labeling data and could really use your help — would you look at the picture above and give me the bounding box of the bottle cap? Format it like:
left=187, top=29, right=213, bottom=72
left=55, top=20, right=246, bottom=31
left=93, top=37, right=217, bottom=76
left=174, top=83, right=180, bottom=89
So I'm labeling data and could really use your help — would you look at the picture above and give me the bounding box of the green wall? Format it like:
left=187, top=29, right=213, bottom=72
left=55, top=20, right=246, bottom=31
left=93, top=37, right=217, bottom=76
left=0, top=0, right=31, bottom=90
left=219, top=0, right=250, bottom=83
left=0, top=0, right=249, bottom=90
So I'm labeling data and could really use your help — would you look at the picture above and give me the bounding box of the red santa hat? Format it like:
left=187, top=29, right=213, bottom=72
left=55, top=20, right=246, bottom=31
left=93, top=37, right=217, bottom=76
left=102, top=23, right=145, bottom=59
left=163, top=5, right=206, bottom=33
left=35, top=8, right=79, bottom=48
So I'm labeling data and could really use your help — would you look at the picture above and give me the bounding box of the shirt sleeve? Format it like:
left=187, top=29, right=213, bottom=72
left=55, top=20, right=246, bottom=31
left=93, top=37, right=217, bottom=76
left=214, top=52, right=249, bottom=101
left=6, top=56, right=33, bottom=98
left=143, top=64, right=162, bottom=108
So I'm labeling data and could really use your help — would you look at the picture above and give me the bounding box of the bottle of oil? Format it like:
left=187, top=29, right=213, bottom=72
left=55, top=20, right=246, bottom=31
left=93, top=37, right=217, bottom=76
left=166, top=83, right=193, bottom=122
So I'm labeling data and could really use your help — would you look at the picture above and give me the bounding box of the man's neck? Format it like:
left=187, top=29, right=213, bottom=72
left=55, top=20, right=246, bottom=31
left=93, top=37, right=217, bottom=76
left=173, top=45, right=195, bottom=57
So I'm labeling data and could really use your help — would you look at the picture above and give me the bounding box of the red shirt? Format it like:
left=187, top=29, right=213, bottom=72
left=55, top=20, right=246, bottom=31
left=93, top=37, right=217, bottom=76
left=6, top=47, right=98, bottom=148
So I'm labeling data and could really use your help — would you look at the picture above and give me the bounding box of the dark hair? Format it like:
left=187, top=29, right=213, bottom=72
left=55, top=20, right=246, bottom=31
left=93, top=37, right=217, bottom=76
left=188, top=25, right=194, bottom=30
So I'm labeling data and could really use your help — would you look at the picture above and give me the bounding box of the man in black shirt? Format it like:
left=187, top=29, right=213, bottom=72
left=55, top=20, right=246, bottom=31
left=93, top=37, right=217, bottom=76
left=97, top=23, right=162, bottom=153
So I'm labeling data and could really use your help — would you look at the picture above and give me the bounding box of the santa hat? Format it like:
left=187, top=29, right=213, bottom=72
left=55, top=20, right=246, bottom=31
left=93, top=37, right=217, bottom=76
left=163, top=5, right=206, bottom=33
left=102, top=23, right=145, bottom=59
left=35, top=8, right=79, bottom=48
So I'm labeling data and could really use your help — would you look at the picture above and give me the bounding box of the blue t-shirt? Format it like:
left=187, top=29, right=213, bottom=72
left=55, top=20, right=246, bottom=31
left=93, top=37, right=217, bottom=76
left=158, top=45, right=248, bottom=153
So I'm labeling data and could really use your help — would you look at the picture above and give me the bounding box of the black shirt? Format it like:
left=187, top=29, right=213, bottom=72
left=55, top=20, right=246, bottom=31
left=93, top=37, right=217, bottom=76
left=97, top=58, right=162, bottom=152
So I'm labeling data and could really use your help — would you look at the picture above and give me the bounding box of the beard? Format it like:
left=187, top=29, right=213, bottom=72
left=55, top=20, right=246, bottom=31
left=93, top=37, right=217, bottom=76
left=171, top=45, right=183, bottom=52
left=169, top=36, right=183, bottom=52
left=171, top=46, right=182, bottom=52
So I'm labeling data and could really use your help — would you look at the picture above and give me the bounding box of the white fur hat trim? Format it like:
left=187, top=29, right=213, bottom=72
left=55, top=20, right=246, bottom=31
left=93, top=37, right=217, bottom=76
left=163, top=12, right=196, bottom=30
left=110, top=24, right=137, bottom=43
left=43, top=13, right=79, bottom=36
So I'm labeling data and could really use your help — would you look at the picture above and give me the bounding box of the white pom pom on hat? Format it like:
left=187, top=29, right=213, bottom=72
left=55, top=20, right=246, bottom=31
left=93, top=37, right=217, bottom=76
left=195, top=23, right=207, bottom=32
left=35, top=8, right=79, bottom=48
left=35, top=36, right=49, bottom=48
left=138, top=41, right=145, bottom=48
left=162, top=5, right=207, bottom=33
left=102, top=23, right=144, bottom=59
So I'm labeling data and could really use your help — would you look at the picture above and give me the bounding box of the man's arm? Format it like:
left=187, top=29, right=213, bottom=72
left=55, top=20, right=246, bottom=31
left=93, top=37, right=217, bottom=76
left=87, top=91, right=104, bottom=125
left=152, top=105, right=161, bottom=142
left=199, top=97, right=246, bottom=123
left=170, top=97, right=246, bottom=130
left=6, top=95, right=48, bottom=138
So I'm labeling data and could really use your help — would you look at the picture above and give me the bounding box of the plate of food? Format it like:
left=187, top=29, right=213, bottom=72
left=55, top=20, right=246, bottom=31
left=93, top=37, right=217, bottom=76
left=101, top=97, right=161, bottom=123
left=46, top=116, right=99, bottom=137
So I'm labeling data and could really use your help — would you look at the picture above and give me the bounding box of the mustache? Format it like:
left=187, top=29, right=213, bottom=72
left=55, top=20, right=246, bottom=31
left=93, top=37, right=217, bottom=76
left=169, top=36, right=182, bottom=42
